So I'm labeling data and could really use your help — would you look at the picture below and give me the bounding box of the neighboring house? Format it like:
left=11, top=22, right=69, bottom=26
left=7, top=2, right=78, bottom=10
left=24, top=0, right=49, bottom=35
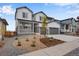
left=60, top=18, right=77, bottom=34
left=75, top=20, right=79, bottom=33
left=0, top=18, right=8, bottom=40
left=15, top=6, right=60, bottom=35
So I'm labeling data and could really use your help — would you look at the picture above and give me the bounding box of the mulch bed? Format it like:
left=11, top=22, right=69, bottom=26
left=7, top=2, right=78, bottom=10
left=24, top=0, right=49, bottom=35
left=40, top=37, right=65, bottom=47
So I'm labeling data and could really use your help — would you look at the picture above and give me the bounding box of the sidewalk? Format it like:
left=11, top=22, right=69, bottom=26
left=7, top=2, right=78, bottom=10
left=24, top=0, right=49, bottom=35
left=20, top=39, right=79, bottom=56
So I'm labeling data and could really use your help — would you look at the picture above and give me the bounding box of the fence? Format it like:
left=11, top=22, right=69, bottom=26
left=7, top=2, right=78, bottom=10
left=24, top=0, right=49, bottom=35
left=4, top=31, right=16, bottom=37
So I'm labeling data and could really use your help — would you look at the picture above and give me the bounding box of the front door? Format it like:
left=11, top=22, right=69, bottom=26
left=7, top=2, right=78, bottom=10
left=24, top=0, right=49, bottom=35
left=34, top=23, right=38, bottom=33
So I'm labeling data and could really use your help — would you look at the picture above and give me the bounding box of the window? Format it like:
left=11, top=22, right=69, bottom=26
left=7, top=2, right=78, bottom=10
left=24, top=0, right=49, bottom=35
left=22, top=12, right=25, bottom=18
left=20, top=26, right=22, bottom=29
left=23, top=26, right=28, bottom=29
left=22, top=12, right=28, bottom=18
left=66, top=24, right=69, bottom=30
left=39, top=16, right=42, bottom=21
left=24, top=26, right=28, bottom=29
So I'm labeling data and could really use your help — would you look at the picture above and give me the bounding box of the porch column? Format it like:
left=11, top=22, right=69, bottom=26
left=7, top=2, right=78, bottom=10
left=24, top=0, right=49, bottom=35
left=58, top=28, right=60, bottom=34
left=70, top=24, right=72, bottom=32
left=39, top=27, right=40, bottom=34
left=47, top=27, right=50, bottom=35
left=64, top=25, right=66, bottom=32
left=33, top=22, right=34, bottom=34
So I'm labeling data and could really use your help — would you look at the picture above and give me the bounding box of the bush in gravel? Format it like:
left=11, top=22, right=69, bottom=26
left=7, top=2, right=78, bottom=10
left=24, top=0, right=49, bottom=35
left=15, top=37, right=18, bottom=40
left=17, top=40, right=21, bottom=46
left=33, top=36, right=36, bottom=39
left=26, top=38, right=29, bottom=41
left=15, top=37, right=22, bottom=46
left=31, top=40, right=36, bottom=47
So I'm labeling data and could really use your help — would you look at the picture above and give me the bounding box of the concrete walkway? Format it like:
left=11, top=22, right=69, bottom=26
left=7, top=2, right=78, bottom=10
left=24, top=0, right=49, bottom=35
left=21, top=39, right=79, bottom=56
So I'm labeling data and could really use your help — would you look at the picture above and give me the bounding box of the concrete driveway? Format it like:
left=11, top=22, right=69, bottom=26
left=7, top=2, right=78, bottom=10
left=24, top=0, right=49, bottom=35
left=47, top=34, right=79, bottom=42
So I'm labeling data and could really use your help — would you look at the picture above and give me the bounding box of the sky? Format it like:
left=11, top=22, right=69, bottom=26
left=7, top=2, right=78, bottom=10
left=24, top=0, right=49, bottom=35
left=0, top=3, right=79, bottom=31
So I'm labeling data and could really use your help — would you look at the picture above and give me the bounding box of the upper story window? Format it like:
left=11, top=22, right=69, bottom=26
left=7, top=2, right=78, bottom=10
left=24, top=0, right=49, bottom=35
left=39, top=16, right=42, bottom=21
left=22, top=12, right=25, bottom=18
left=22, top=12, right=28, bottom=18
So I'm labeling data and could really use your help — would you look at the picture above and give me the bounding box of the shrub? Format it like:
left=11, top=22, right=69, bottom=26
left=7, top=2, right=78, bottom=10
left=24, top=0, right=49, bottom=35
left=31, top=40, right=36, bottom=47
left=15, top=37, right=18, bottom=40
left=26, top=38, right=29, bottom=41
left=17, top=41, right=21, bottom=46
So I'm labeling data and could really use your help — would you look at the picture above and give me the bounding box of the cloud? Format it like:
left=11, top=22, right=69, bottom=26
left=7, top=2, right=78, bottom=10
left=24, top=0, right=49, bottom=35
left=44, top=3, right=74, bottom=6
left=0, top=5, right=15, bottom=15
left=53, top=3, right=74, bottom=6
left=67, top=9, right=79, bottom=14
left=63, top=4, right=79, bottom=15
left=53, top=3, right=79, bottom=14
left=52, top=3, right=79, bottom=9
left=44, top=3, right=79, bottom=9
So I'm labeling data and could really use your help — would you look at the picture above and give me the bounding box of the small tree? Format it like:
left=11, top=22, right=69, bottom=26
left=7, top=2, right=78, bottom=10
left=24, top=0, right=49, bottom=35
left=41, top=16, right=47, bottom=37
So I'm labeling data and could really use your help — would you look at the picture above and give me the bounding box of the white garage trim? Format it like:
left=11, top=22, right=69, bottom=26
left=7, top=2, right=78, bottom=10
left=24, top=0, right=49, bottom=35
left=48, top=22, right=60, bottom=28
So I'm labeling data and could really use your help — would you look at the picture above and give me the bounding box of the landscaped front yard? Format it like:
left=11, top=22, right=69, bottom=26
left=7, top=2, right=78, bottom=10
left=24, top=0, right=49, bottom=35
left=0, top=34, right=65, bottom=56
left=0, top=34, right=78, bottom=56
left=13, top=35, right=65, bottom=54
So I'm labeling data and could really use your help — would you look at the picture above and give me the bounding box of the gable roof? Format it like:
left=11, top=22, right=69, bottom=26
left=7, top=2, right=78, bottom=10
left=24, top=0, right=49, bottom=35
left=34, top=11, right=47, bottom=16
left=34, top=11, right=54, bottom=20
left=16, top=6, right=33, bottom=13
left=15, top=6, right=33, bottom=19
left=0, top=18, right=8, bottom=25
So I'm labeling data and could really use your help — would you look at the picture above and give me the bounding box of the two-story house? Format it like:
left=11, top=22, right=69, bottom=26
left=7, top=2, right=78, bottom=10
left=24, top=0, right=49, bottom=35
left=15, top=6, right=60, bottom=35
left=60, top=18, right=77, bottom=34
